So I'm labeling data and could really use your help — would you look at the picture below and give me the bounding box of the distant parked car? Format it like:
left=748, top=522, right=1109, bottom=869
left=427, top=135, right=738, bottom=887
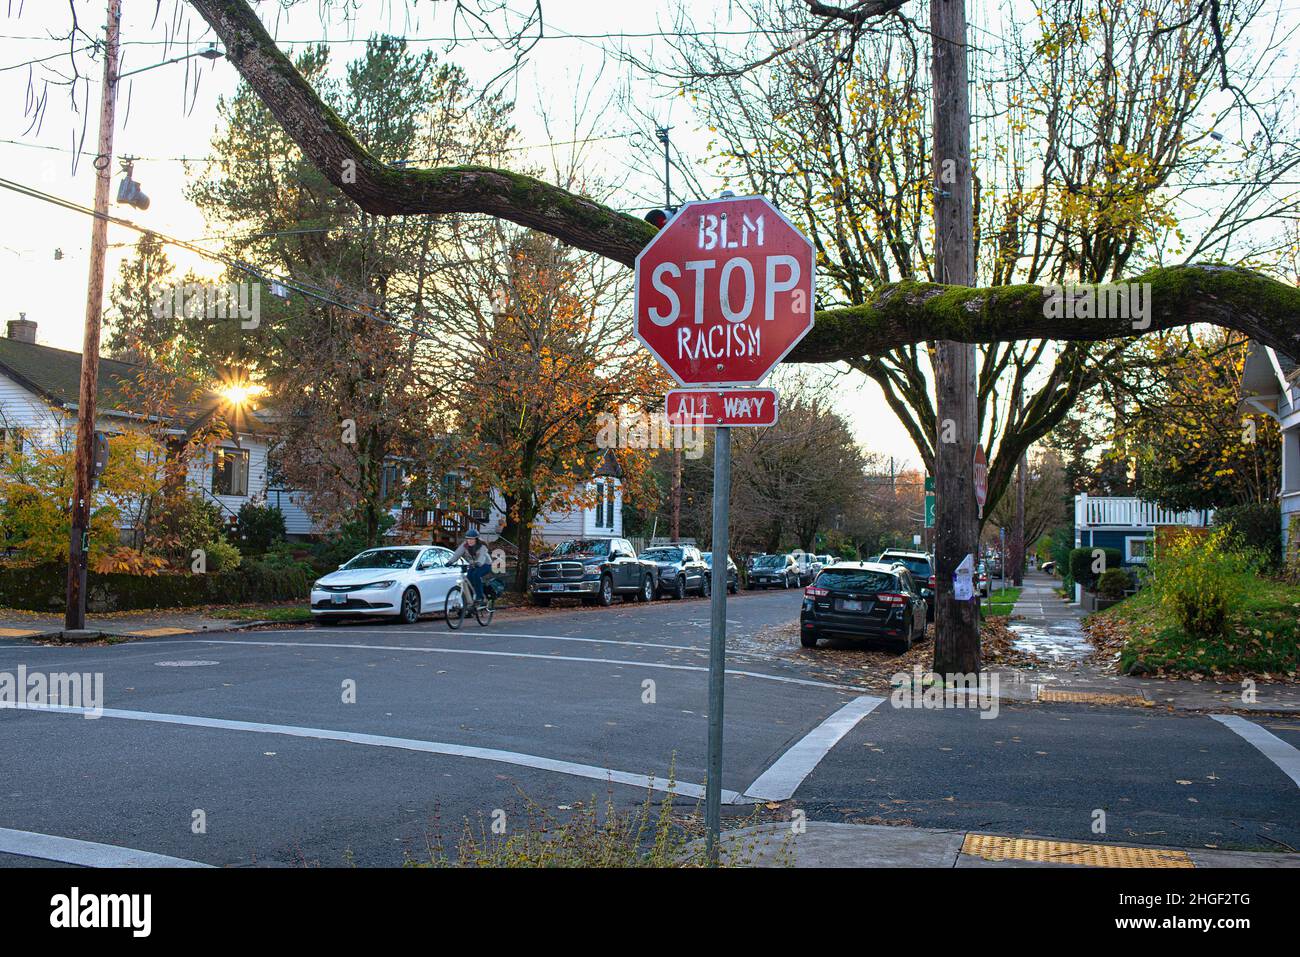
left=877, top=549, right=935, bottom=621
left=312, top=545, right=461, bottom=624
left=701, top=551, right=739, bottom=594
left=642, top=544, right=710, bottom=599
left=748, top=553, right=800, bottom=589
left=800, top=560, right=929, bottom=652
left=976, top=561, right=991, bottom=598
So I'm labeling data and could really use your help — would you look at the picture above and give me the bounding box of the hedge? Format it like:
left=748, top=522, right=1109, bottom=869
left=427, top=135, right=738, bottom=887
left=0, top=560, right=310, bottom=613
left=1068, top=546, right=1124, bottom=591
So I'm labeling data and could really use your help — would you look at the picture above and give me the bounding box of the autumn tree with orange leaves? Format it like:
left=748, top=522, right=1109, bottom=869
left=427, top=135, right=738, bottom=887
left=430, top=228, right=668, bottom=588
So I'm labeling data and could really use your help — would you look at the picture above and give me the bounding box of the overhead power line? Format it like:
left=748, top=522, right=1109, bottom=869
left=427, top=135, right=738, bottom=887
left=0, top=174, right=437, bottom=342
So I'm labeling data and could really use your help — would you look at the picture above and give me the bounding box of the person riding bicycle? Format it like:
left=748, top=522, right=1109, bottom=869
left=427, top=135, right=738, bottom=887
left=449, top=528, right=492, bottom=607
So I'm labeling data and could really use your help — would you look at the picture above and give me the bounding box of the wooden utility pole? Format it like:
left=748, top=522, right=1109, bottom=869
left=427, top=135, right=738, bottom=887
left=65, top=0, right=121, bottom=631
left=930, top=0, right=981, bottom=674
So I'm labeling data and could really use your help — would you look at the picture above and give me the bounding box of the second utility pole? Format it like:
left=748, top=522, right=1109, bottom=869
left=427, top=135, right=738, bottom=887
left=65, top=0, right=121, bottom=632
left=929, top=0, right=981, bottom=674
left=657, top=125, right=683, bottom=541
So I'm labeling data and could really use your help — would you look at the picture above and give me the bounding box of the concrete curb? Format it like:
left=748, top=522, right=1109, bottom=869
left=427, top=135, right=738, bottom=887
left=27, top=618, right=287, bottom=644
left=717, top=821, right=1300, bottom=868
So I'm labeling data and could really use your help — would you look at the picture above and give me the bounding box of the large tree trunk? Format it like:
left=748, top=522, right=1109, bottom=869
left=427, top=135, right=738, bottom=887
left=930, top=0, right=981, bottom=676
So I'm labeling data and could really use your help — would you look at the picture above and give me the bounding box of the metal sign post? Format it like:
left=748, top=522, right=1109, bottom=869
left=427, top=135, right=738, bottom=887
left=704, top=425, right=731, bottom=863
left=634, top=192, right=814, bottom=865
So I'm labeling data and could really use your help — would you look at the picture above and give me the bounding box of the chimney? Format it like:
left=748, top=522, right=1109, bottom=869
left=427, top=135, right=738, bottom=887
left=7, top=314, right=36, bottom=344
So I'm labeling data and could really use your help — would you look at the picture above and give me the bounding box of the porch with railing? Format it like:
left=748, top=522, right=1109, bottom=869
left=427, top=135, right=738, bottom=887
left=395, top=506, right=492, bottom=538
left=1074, top=493, right=1214, bottom=529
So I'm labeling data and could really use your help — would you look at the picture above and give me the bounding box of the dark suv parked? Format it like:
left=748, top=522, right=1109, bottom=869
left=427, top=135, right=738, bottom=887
left=799, top=561, right=929, bottom=652
left=876, top=549, right=936, bottom=620
left=642, top=544, right=710, bottom=599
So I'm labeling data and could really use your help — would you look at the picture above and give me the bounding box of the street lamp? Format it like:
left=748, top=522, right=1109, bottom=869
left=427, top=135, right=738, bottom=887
left=118, top=42, right=224, bottom=80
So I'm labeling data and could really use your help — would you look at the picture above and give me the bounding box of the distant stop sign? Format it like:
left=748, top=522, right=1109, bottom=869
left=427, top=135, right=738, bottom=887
left=635, top=195, right=815, bottom=385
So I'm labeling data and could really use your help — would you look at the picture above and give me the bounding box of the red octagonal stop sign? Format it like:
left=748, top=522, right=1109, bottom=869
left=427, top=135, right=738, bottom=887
left=635, top=194, right=815, bottom=386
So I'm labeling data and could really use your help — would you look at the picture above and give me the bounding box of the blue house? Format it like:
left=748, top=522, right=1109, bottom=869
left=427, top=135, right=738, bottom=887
left=1071, top=493, right=1214, bottom=602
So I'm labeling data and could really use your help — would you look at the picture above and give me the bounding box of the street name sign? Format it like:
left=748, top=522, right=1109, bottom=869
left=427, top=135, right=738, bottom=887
left=665, top=388, right=779, bottom=427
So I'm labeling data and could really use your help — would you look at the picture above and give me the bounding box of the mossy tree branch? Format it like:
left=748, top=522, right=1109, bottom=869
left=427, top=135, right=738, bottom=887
left=793, top=266, right=1300, bottom=362
left=191, top=5, right=1299, bottom=364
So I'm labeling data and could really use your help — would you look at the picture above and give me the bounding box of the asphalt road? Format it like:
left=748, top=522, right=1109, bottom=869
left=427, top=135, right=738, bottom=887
left=0, top=590, right=1296, bottom=866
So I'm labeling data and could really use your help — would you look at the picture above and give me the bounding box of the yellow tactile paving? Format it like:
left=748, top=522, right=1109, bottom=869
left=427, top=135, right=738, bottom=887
left=127, top=627, right=191, bottom=637
left=0, top=628, right=39, bottom=637
left=1038, top=689, right=1151, bottom=707
left=961, top=834, right=1193, bottom=868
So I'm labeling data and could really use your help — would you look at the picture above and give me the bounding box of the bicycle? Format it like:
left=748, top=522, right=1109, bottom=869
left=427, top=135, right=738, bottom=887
left=445, top=567, right=496, bottom=630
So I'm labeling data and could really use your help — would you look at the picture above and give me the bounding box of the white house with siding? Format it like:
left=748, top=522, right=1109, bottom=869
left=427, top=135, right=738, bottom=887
left=1242, top=341, right=1300, bottom=555
left=0, top=317, right=621, bottom=547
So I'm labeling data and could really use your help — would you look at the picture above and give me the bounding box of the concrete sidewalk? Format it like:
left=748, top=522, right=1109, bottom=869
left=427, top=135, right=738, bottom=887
left=720, top=821, right=1300, bottom=867
left=0, top=608, right=287, bottom=644
left=999, top=570, right=1300, bottom=715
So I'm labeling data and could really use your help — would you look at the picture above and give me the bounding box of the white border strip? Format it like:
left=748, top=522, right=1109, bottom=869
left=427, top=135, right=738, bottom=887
left=743, top=694, right=886, bottom=801
left=190, top=639, right=864, bottom=691
left=325, top=629, right=709, bottom=653
left=0, top=826, right=212, bottom=868
left=1210, top=714, right=1300, bottom=788
left=13, top=702, right=744, bottom=804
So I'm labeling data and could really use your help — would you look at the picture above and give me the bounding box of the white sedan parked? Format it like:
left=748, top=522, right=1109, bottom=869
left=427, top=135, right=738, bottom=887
left=311, top=546, right=463, bottom=624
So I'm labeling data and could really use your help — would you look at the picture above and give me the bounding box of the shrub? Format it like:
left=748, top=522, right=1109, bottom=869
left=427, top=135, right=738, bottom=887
left=232, top=502, right=286, bottom=556
left=152, top=493, right=223, bottom=563
left=203, top=538, right=242, bottom=573
left=1213, top=502, right=1282, bottom=569
left=311, top=513, right=397, bottom=569
left=1095, top=567, right=1131, bottom=600
left=259, top=540, right=318, bottom=576
left=1149, top=528, right=1249, bottom=641
left=1069, top=546, right=1123, bottom=590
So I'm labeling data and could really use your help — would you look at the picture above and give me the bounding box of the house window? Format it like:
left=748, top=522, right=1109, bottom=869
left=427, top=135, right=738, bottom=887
left=380, top=463, right=403, bottom=500
left=1125, top=536, right=1153, bottom=564
left=1284, top=430, right=1300, bottom=494
left=607, top=482, right=616, bottom=529
left=212, top=448, right=250, bottom=497
left=595, top=481, right=605, bottom=527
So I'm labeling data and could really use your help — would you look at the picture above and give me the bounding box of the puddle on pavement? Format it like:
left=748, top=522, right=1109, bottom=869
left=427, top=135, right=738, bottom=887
left=1007, top=621, right=1094, bottom=662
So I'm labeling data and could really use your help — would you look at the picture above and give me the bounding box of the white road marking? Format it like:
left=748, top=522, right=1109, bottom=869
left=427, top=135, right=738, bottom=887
left=10, top=702, right=746, bottom=804
left=324, top=628, right=709, bottom=653
left=1211, top=714, right=1300, bottom=788
left=0, top=826, right=212, bottom=868
left=743, top=694, right=887, bottom=801
left=188, top=639, right=863, bottom=691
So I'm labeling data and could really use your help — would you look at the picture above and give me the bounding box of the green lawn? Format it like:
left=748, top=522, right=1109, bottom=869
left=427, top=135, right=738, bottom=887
left=982, top=586, right=1020, bottom=618
left=1091, top=576, right=1300, bottom=677
left=208, top=604, right=312, bottom=623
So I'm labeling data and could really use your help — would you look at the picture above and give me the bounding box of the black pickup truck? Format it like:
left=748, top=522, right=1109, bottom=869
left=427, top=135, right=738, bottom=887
left=529, top=537, right=660, bottom=607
